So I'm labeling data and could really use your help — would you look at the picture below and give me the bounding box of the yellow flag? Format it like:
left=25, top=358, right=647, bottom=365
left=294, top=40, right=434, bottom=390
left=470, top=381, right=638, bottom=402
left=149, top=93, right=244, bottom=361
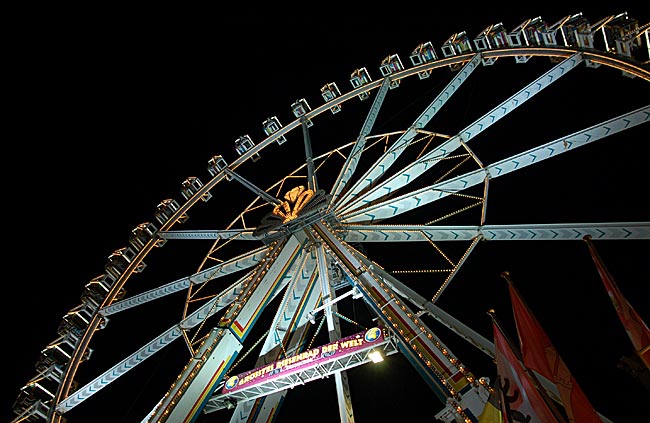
left=478, top=385, right=503, bottom=423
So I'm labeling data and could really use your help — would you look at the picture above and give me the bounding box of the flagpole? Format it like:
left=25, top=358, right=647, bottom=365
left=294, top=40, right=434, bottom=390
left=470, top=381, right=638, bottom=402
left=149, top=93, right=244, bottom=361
left=489, top=285, right=568, bottom=423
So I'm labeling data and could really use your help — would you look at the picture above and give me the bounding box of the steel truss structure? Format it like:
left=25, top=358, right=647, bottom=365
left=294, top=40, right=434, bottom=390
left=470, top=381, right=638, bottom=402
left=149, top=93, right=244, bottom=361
left=13, top=10, right=650, bottom=423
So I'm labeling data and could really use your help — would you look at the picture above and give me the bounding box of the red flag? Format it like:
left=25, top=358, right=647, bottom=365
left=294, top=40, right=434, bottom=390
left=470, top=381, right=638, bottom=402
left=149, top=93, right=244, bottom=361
left=492, top=317, right=559, bottom=423
left=584, top=236, right=650, bottom=369
left=507, top=279, right=601, bottom=422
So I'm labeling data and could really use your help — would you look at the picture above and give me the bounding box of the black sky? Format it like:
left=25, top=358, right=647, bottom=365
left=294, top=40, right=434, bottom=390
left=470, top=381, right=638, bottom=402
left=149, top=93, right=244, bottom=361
left=8, top=6, right=650, bottom=423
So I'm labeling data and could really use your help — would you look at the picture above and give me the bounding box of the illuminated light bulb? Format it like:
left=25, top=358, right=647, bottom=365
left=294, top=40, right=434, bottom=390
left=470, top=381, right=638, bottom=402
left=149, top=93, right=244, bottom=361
left=368, top=349, right=384, bottom=363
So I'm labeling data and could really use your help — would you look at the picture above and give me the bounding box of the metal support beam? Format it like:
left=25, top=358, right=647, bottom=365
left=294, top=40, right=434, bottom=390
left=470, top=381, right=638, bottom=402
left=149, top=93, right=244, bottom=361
left=224, top=168, right=281, bottom=206
left=301, top=117, right=318, bottom=191
left=204, top=334, right=398, bottom=413
left=315, top=244, right=355, bottom=422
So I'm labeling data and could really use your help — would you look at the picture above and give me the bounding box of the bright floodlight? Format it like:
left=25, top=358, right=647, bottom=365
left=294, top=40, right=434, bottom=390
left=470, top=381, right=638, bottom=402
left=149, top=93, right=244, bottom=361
left=368, top=349, right=384, bottom=363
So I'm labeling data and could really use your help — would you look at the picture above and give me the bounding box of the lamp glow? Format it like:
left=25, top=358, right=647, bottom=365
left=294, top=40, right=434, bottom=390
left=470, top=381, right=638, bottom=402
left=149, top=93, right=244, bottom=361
left=368, top=349, right=384, bottom=363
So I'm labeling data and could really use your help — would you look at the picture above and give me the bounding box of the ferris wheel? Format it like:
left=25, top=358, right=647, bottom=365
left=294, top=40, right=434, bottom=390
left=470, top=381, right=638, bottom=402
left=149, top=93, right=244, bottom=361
left=13, top=11, right=650, bottom=423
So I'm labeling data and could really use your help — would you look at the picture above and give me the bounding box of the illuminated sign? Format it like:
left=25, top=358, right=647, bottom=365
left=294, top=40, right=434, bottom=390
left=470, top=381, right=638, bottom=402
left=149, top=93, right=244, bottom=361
left=223, top=327, right=384, bottom=393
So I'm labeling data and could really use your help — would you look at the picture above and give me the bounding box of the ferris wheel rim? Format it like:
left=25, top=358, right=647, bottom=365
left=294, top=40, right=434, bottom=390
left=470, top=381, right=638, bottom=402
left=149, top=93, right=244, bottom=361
left=17, top=16, right=649, bottom=423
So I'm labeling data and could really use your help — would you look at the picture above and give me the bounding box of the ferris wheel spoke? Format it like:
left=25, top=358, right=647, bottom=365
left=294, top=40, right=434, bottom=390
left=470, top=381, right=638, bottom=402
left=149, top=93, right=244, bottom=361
left=260, top=247, right=320, bottom=355
left=485, top=105, right=650, bottom=179
left=56, top=324, right=185, bottom=414
left=157, top=228, right=259, bottom=240
left=314, top=243, right=357, bottom=422
left=343, top=225, right=481, bottom=242
left=101, top=245, right=269, bottom=316
left=57, top=269, right=257, bottom=414
left=311, top=221, right=488, bottom=419
left=479, top=222, right=650, bottom=240
left=223, top=167, right=283, bottom=206
left=341, top=105, right=650, bottom=223
left=59, top=241, right=292, bottom=417
left=359, top=255, right=495, bottom=357
left=342, top=222, right=650, bottom=242
left=328, top=77, right=392, bottom=207
left=341, top=168, right=486, bottom=223
left=341, top=221, right=650, bottom=311
left=338, top=53, right=584, bottom=216
left=227, top=243, right=321, bottom=423
left=147, top=237, right=309, bottom=422
left=333, top=53, right=483, bottom=212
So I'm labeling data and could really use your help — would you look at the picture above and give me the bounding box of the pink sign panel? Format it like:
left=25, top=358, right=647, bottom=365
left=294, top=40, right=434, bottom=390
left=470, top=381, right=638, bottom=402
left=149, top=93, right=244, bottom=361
left=222, top=327, right=384, bottom=394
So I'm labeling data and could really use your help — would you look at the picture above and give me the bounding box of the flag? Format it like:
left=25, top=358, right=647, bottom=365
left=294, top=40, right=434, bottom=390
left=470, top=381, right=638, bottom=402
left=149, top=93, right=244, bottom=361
left=491, top=315, right=560, bottom=422
left=477, top=381, right=503, bottom=423
left=506, top=276, right=601, bottom=422
left=584, top=235, right=650, bottom=369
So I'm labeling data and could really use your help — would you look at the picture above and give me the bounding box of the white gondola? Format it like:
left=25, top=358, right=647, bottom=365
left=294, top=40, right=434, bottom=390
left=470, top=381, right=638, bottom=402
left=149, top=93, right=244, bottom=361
left=291, top=98, right=313, bottom=126
left=154, top=198, right=186, bottom=225
left=262, top=116, right=287, bottom=144
left=350, top=67, right=372, bottom=100
left=321, top=82, right=342, bottom=114
left=410, top=41, right=437, bottom=79
left=207, top=154, right=231, bottom=180
left=474, top=23, right=508, bottom=65
left=379, top=54, right=404, bottom=88
left=441, top=31, right=473, bottom=70
left=181, top=176, right=211, bottom=202
left=235, top=135, right=261, bottom=162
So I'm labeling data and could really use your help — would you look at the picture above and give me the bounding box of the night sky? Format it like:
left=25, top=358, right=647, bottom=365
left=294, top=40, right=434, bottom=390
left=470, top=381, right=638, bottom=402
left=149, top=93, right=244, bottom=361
left=8, top=5, right=650, bottom=423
